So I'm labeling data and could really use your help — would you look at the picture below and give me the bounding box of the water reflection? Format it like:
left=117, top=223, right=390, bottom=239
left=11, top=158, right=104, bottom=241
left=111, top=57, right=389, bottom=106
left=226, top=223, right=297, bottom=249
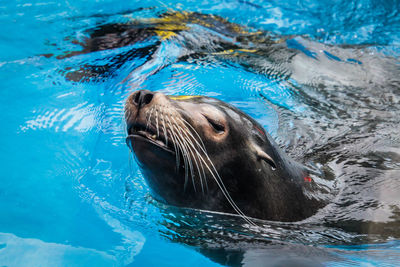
left=2, top=3, right=399, bottom=266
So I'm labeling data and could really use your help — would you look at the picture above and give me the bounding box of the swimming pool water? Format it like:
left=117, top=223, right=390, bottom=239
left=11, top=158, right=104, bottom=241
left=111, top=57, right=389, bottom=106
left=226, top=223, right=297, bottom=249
left=0, top=0, right=400, bottom=266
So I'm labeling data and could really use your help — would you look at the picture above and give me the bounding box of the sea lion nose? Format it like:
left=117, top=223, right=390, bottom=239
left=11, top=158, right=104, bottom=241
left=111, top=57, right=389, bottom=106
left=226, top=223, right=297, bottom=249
left=132, top=90, right=155, bottom=108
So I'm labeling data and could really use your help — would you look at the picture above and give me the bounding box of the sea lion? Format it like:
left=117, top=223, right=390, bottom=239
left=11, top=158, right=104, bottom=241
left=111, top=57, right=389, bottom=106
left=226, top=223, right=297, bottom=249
left=56, top=11, right=397, bottom=92
left=125, top=90, right=330, bottom=223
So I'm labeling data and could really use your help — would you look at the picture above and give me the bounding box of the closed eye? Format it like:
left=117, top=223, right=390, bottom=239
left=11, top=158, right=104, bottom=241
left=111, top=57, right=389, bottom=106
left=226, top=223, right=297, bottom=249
left=204, top=115, right=225, bottom=133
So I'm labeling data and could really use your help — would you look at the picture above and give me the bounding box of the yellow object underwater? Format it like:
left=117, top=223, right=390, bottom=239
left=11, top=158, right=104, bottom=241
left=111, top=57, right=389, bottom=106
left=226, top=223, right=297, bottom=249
left=168, top=95, right=202, bottom=100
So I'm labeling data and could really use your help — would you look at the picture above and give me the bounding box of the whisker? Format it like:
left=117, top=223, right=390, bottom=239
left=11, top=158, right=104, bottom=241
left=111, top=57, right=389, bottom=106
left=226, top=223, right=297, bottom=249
left=176, top=118, right=209, bottom=193
left=178, top=118, right=207, bottom=152
left=175, top=117, right=256, bottom=226
left=164, top=111, right=181, bottom=173
left=172, top=124, right=191, bottom=192
left=172, top=119, right=207, bottom=194
left=145, top=107, right=154, bottom=131
left=160, top=107, right=168, bottom=147
left=124, top=108, right=131, bottom=131
left=172, top=122, right=198, bottom=194
left=155, top=108, right=160, bottom=138
left=200, top=155, right=256, bottom=226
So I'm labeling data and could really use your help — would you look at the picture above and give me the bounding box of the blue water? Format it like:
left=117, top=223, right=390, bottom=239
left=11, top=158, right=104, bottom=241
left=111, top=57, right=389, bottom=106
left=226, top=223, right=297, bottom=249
left=1, top=0, right=400, bottom=266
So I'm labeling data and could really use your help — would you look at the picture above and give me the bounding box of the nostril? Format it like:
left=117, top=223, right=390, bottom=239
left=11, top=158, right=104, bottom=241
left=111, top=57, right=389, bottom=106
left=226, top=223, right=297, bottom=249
left=130, top=90, right=155, bottom=108
left=143, top=93, right=153, bottom=105
left=133, top=91, right=141, bottom=105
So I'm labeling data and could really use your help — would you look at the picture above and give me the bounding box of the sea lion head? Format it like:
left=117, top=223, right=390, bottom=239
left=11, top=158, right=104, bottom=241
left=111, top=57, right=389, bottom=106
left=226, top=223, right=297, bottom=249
left=125, top=90, right=325, bottom=222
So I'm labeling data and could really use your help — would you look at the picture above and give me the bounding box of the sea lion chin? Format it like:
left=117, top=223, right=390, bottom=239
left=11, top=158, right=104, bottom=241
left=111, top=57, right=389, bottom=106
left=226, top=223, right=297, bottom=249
left=125, top=89, right=330, bottom=223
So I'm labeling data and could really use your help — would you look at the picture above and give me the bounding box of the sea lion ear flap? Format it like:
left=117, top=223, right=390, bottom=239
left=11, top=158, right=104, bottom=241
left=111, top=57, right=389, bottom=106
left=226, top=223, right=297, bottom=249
left=252, top=143, right=277, bottom=170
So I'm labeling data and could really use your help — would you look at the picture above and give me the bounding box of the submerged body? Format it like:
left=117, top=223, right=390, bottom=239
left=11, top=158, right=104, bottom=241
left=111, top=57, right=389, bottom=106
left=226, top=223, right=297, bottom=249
left=55, top=9, right=400, bottom=232
left=57, top=11, right=398, bottom=91
left=125, top=90, right=330, bottom=222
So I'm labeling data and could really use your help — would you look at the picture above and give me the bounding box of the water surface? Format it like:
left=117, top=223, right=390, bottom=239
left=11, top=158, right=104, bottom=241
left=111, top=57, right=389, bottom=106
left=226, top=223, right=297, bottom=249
left=1, top=0, right=400, bottom=266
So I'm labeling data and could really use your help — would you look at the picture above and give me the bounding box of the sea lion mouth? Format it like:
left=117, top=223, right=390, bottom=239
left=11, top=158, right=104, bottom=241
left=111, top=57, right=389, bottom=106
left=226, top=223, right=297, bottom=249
left=126, top=122, right=175, bottom=154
